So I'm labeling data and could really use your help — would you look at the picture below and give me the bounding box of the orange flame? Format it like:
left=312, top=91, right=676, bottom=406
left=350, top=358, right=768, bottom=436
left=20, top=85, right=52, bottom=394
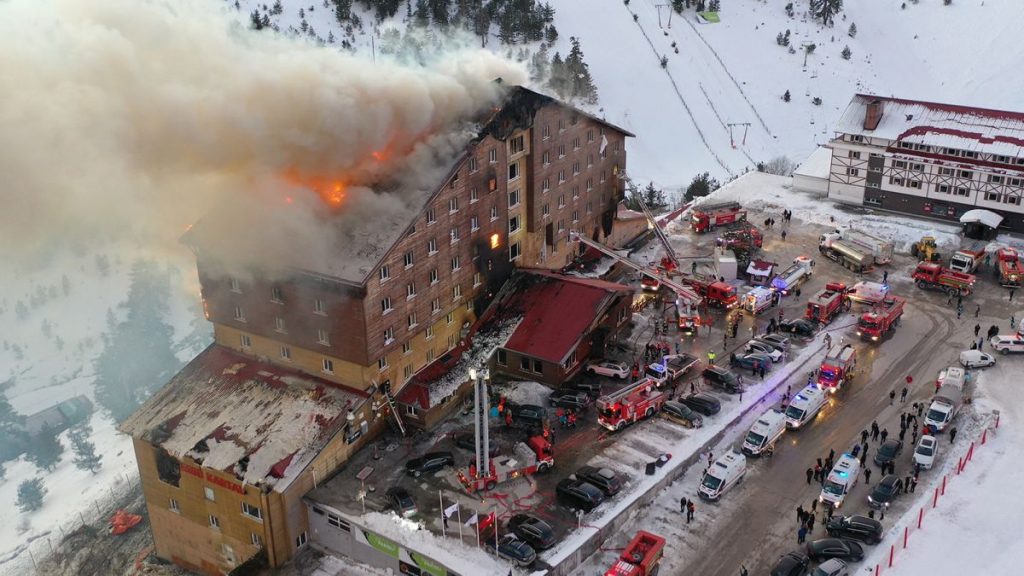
left=281, top=168, right=347, bottom=208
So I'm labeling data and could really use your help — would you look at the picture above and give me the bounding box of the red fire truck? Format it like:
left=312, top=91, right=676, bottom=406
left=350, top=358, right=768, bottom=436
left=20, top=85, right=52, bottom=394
left=805, top=282, right=851, bottom=325
left=817, top=345, right=857, bottom=392
left=691, top=201, right=747, bottom=233
left=912, top=262, right=975, bottom=296
left=677, top=274, right=739, bottom=309
left=855, top=296, right=905, bottom=342
left=604, top=531, right=666, bottom=576
left=457, top=435, right=553, bottom=492
left=997, top=247, right=1023, bottom=288
left=597, top=377, right=669, bottom=432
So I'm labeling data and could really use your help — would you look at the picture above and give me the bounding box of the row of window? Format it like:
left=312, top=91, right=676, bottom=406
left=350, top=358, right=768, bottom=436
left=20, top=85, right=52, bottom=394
left=896, top=140, right=1024, bottom=165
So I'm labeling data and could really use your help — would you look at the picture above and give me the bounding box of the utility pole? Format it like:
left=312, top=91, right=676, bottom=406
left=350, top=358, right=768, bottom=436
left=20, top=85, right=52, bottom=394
left=655, top=4, right=673, bottom=29
left=726, top=122, right=751, bottom=148
left=801, top=42, right=816, bottom=69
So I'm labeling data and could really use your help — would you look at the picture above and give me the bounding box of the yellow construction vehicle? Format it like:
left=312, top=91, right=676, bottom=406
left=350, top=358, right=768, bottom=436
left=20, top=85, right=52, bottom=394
left=911, top=236, right=941, bottom=262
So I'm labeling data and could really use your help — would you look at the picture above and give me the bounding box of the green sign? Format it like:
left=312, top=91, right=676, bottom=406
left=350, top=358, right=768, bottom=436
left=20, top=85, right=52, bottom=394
left=364, top=531, right=400, bottom=558
left=410, top=551, right=448, bottom=576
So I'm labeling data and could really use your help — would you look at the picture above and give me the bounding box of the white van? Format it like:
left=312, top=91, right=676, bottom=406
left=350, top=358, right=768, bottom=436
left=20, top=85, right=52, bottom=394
left=742, top=409, right=787, bottom=456
left=936, top=366, right=967, bottom=390
left=847, top=281, right=889, bottom=304
left=819, top=454, right=860, bottom=509
left=698, top=449, right=747, bottom=501
left=784, top=385, right=828, bottom=429
left=959, top=350, right=996, bottom=369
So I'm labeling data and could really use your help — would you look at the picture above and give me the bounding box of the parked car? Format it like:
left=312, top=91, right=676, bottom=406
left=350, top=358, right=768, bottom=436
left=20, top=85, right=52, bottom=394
left=873, top=439, right=903, bottom=467
left=549, top=389, right=591, bottom=411
left=454, top=433, right=499, bottom=456
left=661, top=400, right=704, bottom=428
left=779, top=318, right=817, bottom=337
left=913, top=435, right=938, bottom=470
left=991, top=334, right=1024, bottom=354
left=770, top=552, right=810, bottom=576
left=585, top=360, right=630, bottom=379
left=484, top=534, right=536, bottom=567
left=811, top=559, right=850, bottom=576
left=506, top=513, right=556, bottom=550
left=680, top=393, right=722, bottom=416
left=702, top=366, right=744, bottom=393
left=575, top=466, right=623, bottom=496
left=385, top=487, right=417, bottom=518
left=405, top=451, right=455, bottom=477
left=555, top=477, right=605, bottom=512
left=825, top=515, right=883, bottom=544
left=563, top=380, right=603, bottom=399
left=729, top=352, right=774, bottom=372
left=868, top=474, right=905, bottom=509
left=509, top=404, right=547, bottom=429
left=805, top=538, right=865, bottom=562
left=959, top=349, right=996, bottom=369
left=745, top=339, right=785, bottom=362
left=758, top=333, right=791, bottom=351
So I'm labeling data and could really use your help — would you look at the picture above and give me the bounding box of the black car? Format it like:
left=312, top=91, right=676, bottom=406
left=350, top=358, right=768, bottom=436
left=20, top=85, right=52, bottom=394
left=702, top=366, right=743, bottom=393
left=385, top=486, right=417, bottom=518
left=770, top=552, right=810, bottom=576
left=868, top=474, right=905, bottom=509
left=575, top=466, right=623, bottom=496
left=679, top=392, right=722, bottom=416
left=453, top=433, right=500, bottom=457
left=510, top=404, right=548, bottom=429
left=779, top=318, right=817, bottom=337
left=805, top=538, right=865, bottom=562
left=405, top=451, right=455, bottom=477
left=564, top=381, right=603, bottom=399
left=484, top=534, right=536, bottom=567
left=826, top=515, right=883, bottom=544
left=549, top=389, right=591, bottom=411
left=507, top=513, right=556, bottom=550
left=873, top=439, right=903, bottom=467
left=661, top=400, right=704, bottom=428
left=556, top=477, right=606, bottom=512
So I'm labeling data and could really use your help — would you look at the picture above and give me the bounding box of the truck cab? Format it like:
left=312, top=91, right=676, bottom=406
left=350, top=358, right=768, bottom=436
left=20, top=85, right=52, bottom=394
left=817, top=345, right=856, bottom=391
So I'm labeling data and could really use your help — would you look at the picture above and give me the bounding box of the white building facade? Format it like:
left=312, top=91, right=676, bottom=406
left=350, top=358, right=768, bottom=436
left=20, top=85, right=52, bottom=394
left=826, top=95, right=1024, bottom=233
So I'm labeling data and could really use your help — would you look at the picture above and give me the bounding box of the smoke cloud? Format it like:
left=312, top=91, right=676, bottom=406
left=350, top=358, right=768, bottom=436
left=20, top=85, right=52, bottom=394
left=0, top=0, right=527, bottom=269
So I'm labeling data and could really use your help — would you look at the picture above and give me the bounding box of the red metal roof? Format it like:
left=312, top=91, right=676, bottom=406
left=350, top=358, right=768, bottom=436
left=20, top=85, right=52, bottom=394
left=502, top=271, right=631, bottom=364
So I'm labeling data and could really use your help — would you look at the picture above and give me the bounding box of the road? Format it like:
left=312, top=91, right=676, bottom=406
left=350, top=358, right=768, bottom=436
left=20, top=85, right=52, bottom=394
left=574, top=214, right=1016, bottom=575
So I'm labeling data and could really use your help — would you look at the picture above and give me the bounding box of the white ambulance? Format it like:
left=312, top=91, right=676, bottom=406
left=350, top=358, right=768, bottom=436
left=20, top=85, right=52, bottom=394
left=819, top=454, right=860, bottom=509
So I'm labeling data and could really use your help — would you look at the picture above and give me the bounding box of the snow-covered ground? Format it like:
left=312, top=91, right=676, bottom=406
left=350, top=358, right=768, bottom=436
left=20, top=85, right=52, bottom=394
left=0, top=245, right=207, bottom=575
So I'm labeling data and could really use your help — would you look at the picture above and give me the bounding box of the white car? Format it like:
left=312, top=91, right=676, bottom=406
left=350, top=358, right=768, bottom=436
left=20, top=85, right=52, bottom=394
left=744, top=340, right=784, bottom=363
left=959, top=350, right=996, bottom=369
left=913, top=435, right=938, bottom=470
left=585, top=360, right=629, bottom=379
left=991, top=335, right=1024, bottom=355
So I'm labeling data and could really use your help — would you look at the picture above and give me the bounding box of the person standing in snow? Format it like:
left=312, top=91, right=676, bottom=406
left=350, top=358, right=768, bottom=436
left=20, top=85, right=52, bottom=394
left=974, top=324, right=981, bottom=337
left=889, top=390, right=896, bottom=405
left=950, top=427, right=958, bottom=443
left=900, top=387, right=908, bottom=403
left=797, top=525, right=807, bottom=544
left=975, top=304, right=981, bottom=318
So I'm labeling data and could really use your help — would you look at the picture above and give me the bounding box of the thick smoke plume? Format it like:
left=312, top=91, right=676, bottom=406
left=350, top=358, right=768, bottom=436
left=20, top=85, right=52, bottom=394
left=0, top=0, right=526, bottom=268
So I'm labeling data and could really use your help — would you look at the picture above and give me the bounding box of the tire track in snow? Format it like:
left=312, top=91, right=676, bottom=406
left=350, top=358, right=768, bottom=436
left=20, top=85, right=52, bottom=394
left=621, top=2, right=736, bottom=177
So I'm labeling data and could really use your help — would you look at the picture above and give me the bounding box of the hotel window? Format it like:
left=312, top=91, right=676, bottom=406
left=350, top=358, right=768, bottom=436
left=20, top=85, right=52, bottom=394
left=490, top=205, right=498, bottom=221
left=1005, top=195, right=1021, bottom=205
left=274, top=317, right=286, bottom=333
left=587, top=178, right=593, bottom=191
left=573, top=137, right=581, bottom=150
left=851, top=135, right=864, bottom=143
left=588, top=154, right=594, bottom=167
left=450, top=226, right=460, bottom=244
left=572, top=210, right=579, bottom=223
left=209, top=515, right=220, bottom=530
left=296, top=532, right=308, bottom=548
left=450, top=173, right=459, bottom=188
left=322, top=358, right=334, bottom=373
left=449, top=197, right=459, bottom=213
left=848, top=151, right=861, bottom=159
left=427, top=237, right=437, bottom=255
left=542, top=177, right=550, bottom=192
left=240, top=334, right=251, bottom=348
left=912, top=163, right=924, bottom=172
left=468, top=157, right=478, bottom=172
left=233, top=306, right=245, bottom=322
left=426, top=347, right=435, bottom=362
left=542, top=204, right=550, bottom=217
left=937, top=184, right=950, bottom=194
left=510, top=241, right=522, bottom=261
left=229, top=277, right=242, bottom=293
left=426, top=325, right=435, bottom=338
left=908, top=180, right=921, bottom=189
left=989, top=175, right=1004, bottom=184
left=379, top=265, right=390, bottom=283
left=271, top=286, right=284, bottom=303
left=955, top=187, right=970, bottom=197
left=403, top=341, right=412, bottom=354
left=317, top=328, right=330, bottom=346
left=251, top=534, right=263, bottom=547
left=846, top=168, right=859, bottom=176
left=431, top=298, right=441, bottom=314
left=587, top=129, right=594, bottom=142
left=381, top=297, right=393, bottom=314
left=406, top=282, right=417, bottom=299
left=404, top=251, right=415, bottom=268
left=384, top=327, right=394, bottom=345
left=573, top=161, right=580, bottom=175
left=557, top=219, right=565, bottom=232
left=169, top=499, right=180, bottom=513
left=986, top=192, right=1002, bottom=202
left=1010, top=178, right=1023, bottom=187
left=542, top=151, right=550, bottom=165
left=378, top=356, right=389, bottom=370
left=473, top=272, right=482, bottom=287
left=558, top=170, right=566, bottom=183
left=205, top=487, right=216, bottom=501
left=314, top=298, right=326, bottom=315
left=429, top=269, right=439, bottom=285
left=471, top=215, right=480, bottom=231
left=542, top=124, right=550, bottom=139
left=558, top=118, right=565, bottom=131
left=939, top=167, right=954, bottom=176
left=558, top=194, right=566, bottom=208
left=587, top=201, right=593, bottom=214
left=446, top=311, right=455, bottom=325
left=280, top=346, right=292, bottom=360
left=889, top=177, right=904, bottom=186
left=497, top=349, right=507, bottom=366
left=509, top=215, right=521, bottom=234
left=408, top=313, right=418, bottom=329
left=510, top=135, right=525, bottom=154
left=242, top=502, right=263, bottom=521
left=959, top=170, right=973, bottom=179
left=558, top=144, right=565, bottom=158
left=508, top=189, right=520, bottom=208
left=893, top=161, right=908, bottom=169
left=470, top=187, right=479, bottom=203
left=488, top=148, right=497, bottom=163
left=404, top=365, right=413, bottom=379
left=520, top=357, right=530, bottom=371
left=453, top=284, right=462, bottom=300
left=508, top=162, right=520, bottom=181
left=426, top=208, right=436, bottom=224
left=573, top=185, right=580, bottom=199
left=451, top=255, right=461, bottom=271
left=963, top=151, right=977, bottom=159
left=448, top=334, right=457, bottom=349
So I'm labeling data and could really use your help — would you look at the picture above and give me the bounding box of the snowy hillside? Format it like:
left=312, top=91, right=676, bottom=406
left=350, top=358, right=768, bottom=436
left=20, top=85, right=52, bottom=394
left=236, top=0, right=1024, bottom=190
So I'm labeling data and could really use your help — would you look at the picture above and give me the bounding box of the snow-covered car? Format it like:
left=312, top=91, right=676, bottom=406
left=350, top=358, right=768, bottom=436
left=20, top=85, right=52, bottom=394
left=913, top=435, right=938, bottom=470
left=745, top=339, right=785, bottom=362
left=585, top=360, right=630, bottom=379
left=959, top=350, right=995, bottom=369
left=812, top=558, right=850, bottom=576
left=990, top=335, right=1024, bottom=355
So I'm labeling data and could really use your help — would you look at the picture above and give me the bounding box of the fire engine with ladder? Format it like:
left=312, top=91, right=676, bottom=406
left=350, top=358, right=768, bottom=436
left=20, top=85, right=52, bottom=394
left=604, top=531, right=666, bottom=576
left=596, top=377, right=669, bottom=431
left=569, top=232, right=706, bottom=333
left=690, top=200, right=748, bottom=233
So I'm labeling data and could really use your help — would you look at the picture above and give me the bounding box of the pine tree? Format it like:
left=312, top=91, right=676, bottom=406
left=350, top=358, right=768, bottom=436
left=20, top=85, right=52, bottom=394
left=0, top=394, right=28, bottom=462
left=671, top=0, right=684, bottom=13
left=642, top=182, right=667, bottom=209
left=430, top=0, right=451, bottom=26
left=71, top=431, right=103, bottom=474
left=17, top=478, right=46, bottom=513
left=26, top=425, right=63, bottom=472
left=708, top=0, right=720, bottom=12
left=809, top=0, right=843, bottom=27
left=250, top=9, right=264, bottom=30
left=684, top=173, right=720, bottom=202
left=273, top=0, right=284, bottom=15
left=783, top=90, right=791, bottom=102
left=544, top=24, right=558, bottom=44
left=414, top=0, right=430, bottom=26
left=841, top=45, right=851, bottom=60
left=848, top=22, right=857, bottom=38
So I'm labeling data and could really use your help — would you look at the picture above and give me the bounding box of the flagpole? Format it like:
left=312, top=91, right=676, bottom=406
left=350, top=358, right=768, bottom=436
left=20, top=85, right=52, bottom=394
left=439, top=490, right=446, bottom=537
left=457, top=503, right=463, bottom=542
left=476, top=511, right=481, bottom=548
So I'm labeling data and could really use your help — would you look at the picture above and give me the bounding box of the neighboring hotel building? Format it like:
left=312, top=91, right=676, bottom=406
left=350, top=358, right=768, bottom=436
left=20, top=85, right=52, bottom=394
left=121, top=85, right=632, bottom=575
left=826, top=94, right=1024, bottom=233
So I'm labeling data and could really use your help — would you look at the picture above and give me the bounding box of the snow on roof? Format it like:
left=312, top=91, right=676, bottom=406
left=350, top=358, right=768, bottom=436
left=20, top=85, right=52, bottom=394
left=959, top=209, right=1003, bottom=229
left=500, top=270, right=633, bottom=364
left=793, top=146, right=833, bottom=179
left=835, top=94, right=1024, bottom=157
left=120, top=345, right=366, bottom=491
left=616, top=205, right=646, bottom=220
